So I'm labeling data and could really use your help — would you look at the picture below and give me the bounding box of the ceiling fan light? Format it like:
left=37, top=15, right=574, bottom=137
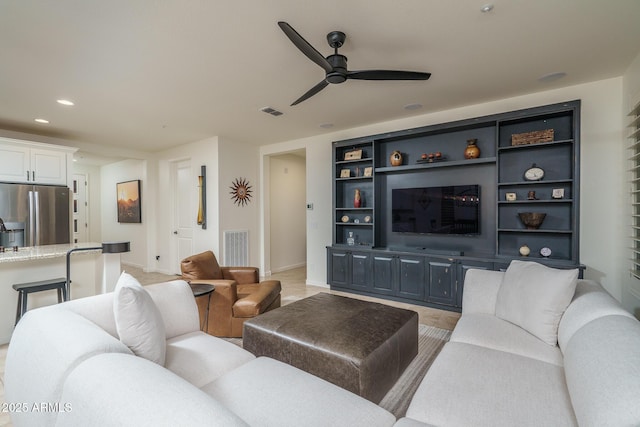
left=279, top=21, right=431, bottom=106
left=57, top=99, right=74, bottom=106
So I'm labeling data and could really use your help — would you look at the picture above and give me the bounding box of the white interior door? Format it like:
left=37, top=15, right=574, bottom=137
left=72, top=174, right=88, bottom=243
left=172, top=159, right=194, bottom=274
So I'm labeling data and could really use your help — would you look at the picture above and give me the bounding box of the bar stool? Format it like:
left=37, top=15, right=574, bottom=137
left=12, top=278, right=67, bottom=325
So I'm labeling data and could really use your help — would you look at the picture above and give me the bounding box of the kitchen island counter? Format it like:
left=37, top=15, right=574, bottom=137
left=0, top=243, right=105, bottom=344
left=0, top=242, right=102, bottom=264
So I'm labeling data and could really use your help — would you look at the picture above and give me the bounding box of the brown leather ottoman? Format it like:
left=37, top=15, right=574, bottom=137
left=242, top=293, right=418, bottom=403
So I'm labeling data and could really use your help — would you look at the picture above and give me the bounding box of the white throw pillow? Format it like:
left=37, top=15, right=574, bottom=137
left=113, top=272, right=167, bottom=365
left=495, top=260, right=578, bottom=346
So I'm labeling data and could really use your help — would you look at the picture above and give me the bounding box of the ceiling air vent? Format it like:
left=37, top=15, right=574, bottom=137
left=260, top=106, right=283, bottom=117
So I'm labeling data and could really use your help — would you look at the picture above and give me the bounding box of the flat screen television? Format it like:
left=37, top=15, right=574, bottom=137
left=391, top=185, right=480, bottom=235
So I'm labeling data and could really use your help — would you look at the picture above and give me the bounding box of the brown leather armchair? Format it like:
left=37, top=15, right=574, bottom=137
left=180, top=250, right=281, bottom=337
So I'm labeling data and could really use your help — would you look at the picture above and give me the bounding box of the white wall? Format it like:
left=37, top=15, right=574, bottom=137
left=260, top=77, right=627, bottom=301
left=269, top=153, right=306, bottom=273
left=116, top=135, right=261, bottom=276
left=218, top=138, right=261, bottom=268
left=622, top=51, right=640, bottom=317
left=100, top=159, right=148, bottom=269
left=153, top=137, right=220, bottom=274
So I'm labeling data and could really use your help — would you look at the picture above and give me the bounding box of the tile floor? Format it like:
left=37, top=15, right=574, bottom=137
left=0, top=266, right=460, bottom=426
left=120, top=265, right=461, bottom=330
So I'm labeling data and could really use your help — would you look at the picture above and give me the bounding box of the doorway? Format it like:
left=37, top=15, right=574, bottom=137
left=170, top=159, right=194, bottom=274
left=268, top=150, right=307, bottom=273
left=72, top=173, right=89, bottom=243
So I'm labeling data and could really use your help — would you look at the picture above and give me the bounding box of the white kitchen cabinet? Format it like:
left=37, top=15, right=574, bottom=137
left=0, top=138, right=75, bottom=185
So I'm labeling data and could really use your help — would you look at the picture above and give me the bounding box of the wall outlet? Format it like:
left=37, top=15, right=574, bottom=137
left=155, top=255, right=160, bottom=261
left=306, top=203, right=313, bottom=210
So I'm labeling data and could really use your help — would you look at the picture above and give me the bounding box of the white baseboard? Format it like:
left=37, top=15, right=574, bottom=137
left=121, top=261, right=144, bottom=270
left=121, top=262, right=174, bottom=276
left=152, top=267, right=175, bottom=275
left=306, top=280, right=329, bottom=288
left=271, top=262, right=306, bottom=274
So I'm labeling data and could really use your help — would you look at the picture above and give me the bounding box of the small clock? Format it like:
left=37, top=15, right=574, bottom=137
left=540, top=247, right=552, bottom=257
left=524, top=163, right=545, bottom=181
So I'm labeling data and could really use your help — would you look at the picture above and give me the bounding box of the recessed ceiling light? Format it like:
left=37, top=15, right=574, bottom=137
left=57, top=99, right=74, bottom=106
left=480, top=4, right=494, bottom=13
left=404, top=103, right=423, bottom=111
left=319, top=123, right=334, bottom=129
left=34, top=118, right=49, bottom=124
left=538, top=72, right=567, bottom=83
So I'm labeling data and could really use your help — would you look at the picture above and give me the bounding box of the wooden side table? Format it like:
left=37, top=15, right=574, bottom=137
left=189, top=283, right=215, bottom=332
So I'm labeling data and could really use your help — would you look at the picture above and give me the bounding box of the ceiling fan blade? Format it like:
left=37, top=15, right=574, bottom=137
left=347, top=70, right=431, bottom=81
left=291, top=79, right=329, bottom=106
left=278, top=21, right=333, bottom=73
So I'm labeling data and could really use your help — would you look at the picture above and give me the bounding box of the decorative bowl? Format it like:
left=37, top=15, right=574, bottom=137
left=518, top=212, right=546, bottom=229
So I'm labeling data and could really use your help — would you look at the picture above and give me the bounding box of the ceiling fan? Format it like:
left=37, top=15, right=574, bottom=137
left=278, top=21, right=431, bottom=106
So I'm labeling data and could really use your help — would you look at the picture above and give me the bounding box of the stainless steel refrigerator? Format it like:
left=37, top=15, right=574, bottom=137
left=0, top=183, right=70, bottom=247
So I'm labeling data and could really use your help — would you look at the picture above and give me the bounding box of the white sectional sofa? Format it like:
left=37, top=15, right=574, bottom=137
left=401, top=261, right=640, bottom=427
left=4, top=274, right=395, bottom=427
left=6, top=261, right=640, bottom=427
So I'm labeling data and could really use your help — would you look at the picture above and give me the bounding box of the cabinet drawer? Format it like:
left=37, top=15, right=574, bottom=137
left=427, top=260, right=456, bottom=306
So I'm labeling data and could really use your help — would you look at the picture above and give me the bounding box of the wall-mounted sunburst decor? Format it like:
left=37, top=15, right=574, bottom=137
left=230, top=177, right=253, bottom=206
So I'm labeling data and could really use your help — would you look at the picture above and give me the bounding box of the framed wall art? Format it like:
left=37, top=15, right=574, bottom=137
left=552, top=188, right=565, bottom=199
left=117, top=180, right=142, bottom=223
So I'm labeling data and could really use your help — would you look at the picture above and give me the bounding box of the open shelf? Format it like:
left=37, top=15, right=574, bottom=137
left=336, top=157, right=373, bottom=164
left=375, top=157, right=495, bottom=174
left=330, top=100, right=581, bottom=313
left=497, top=139, right=574, bottom=152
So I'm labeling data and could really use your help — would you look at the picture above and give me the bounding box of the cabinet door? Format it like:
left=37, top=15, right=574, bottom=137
left=372, top=255, right=395, bottom=295
left=456, top=260, right=493, bottom=308
left=0, top=145, right=30, bottom=183
left=329, top=250, right=350, bottom=287
left=31, top=149, right=67, bottom=185
left=427, top=259, right=456, bottom=306
left=397, top=255, right=425, bottom=300
left=350, top=251, right=371, bottom=291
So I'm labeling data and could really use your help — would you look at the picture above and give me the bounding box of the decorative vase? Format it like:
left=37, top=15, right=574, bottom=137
left=519, top=244, right=531, bottom=257
left=354, top=189, right=362, bottom=208
left=390, top=150, right=403, bottom=166
left=347, top=232, right=355, bottom=246
left=464, top=139, right=480, bottom=159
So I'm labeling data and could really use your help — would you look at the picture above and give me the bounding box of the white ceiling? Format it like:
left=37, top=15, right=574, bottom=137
left=1, top=0, right=639, bottom=159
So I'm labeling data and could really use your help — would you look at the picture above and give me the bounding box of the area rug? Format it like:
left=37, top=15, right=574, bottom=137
left=378, top=324, right=451, bottom=417
left=224, top=323, right=450, bottom=418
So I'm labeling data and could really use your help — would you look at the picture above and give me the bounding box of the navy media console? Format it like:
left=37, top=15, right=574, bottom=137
left=329, top=100, right=583, bottom=312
